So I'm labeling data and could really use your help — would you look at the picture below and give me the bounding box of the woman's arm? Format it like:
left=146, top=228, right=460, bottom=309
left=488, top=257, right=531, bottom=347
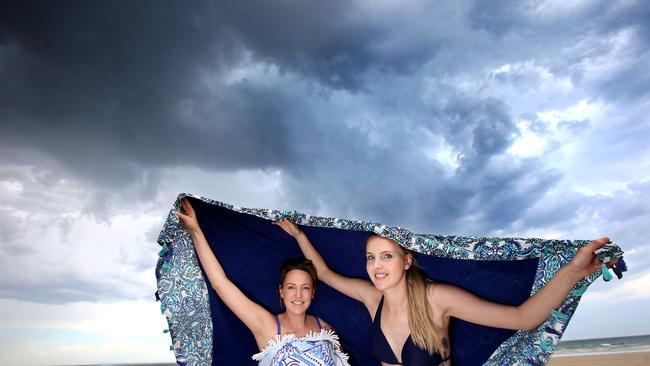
left=435, top=237, right=612, bottom=330
left=176, top=198, right=275, bottom=342
left=273, top=219, right=381, bottom=312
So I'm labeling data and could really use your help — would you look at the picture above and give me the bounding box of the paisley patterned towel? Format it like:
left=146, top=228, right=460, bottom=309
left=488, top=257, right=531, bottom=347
left=252, top=329, right=350, bottom=366
left=156, top=193, right=625, bottom=366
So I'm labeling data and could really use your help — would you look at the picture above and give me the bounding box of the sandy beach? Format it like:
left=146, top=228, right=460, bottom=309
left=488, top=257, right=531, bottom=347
left=548, top=351, right=650, bottom=365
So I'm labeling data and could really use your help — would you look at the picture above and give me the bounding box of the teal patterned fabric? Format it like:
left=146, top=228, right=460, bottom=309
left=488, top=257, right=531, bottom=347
left=156, top=193, right=624, bottom=365
left=157, top=208, right=212, bottom=365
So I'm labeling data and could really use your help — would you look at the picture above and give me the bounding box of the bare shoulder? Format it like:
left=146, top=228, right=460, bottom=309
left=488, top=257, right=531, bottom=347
left=318, top=316, right=333, bottom=331
left=356, top=279, right=383, bottom=310
left=426, top=281, right=453, bottom=298
left=426, top=282, right=466, bottom=311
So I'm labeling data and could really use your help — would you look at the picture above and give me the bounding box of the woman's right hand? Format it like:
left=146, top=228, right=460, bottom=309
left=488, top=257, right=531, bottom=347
left=273, top=218, right=303, bottom=237
left=176, top=198, right=200, bottom=233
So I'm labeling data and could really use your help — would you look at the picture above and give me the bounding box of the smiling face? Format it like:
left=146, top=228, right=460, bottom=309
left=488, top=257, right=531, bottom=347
left=366, top=235, right=412, bottom=291
left=279, top=269, right=315, bottom=314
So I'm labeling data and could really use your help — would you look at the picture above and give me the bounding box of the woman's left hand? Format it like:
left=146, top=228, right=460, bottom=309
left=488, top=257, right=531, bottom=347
left=272, top=218, right=303, bottom=237
left=176, top=198, right=201, bottom=233
left=568, top=237, right=617, bottom=280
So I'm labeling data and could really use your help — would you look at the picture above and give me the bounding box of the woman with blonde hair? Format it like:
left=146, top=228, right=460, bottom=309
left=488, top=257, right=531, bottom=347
left=274, top=218, right=614, bottom=366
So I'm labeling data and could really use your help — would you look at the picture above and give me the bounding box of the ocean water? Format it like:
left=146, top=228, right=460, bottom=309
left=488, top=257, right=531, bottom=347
left=67, top=335, right=650, bottom=365
left=554, top=334, right=650, bottom=356
left=65, top=364, right=175, bottom=366
left=66, top=364, right=176, bottom=366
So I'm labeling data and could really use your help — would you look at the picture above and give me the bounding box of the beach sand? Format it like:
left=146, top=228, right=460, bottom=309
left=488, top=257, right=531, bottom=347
left=548, top=351, right=650, bottom=365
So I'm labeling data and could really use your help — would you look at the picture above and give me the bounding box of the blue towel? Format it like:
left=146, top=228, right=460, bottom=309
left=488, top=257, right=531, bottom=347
left=156, top=194, right=624, bottom=366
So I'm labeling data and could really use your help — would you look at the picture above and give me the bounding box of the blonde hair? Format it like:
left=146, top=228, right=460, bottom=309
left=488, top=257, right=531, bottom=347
left=404, top=257, right=440, bottom=355
left=368, top=235, right=442, bottom=355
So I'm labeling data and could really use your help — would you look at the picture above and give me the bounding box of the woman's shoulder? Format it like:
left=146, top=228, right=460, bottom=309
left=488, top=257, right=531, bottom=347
left=315, top=315, right=332, bottom=331
left=426, top=281, right=464, bottom=296
left=425, top=282, right=462, bottom=311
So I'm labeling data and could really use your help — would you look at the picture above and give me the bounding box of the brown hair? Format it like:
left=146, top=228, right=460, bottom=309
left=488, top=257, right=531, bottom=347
left=368, top=235, right=441, bottom=355
left=278, top=257, right=317, bottom=288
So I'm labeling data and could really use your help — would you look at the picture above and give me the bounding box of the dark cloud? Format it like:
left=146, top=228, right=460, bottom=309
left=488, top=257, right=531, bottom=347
left=0, top=2, right=295, bottom=195
left=598, top=55, right=650, bottom=102
left=442, top=97, right=516, bottom=166
left=0, top=0, right=647, bottom=261
left=210, top=1, right=378, bottom=91
left=586, top=0, right=650, bottom=103
left=520, top=180, right=650, bottom=247
left=469, top=0, right=650, bottom=105
left=518, top=190, right=586, bottom=231
left=0, top=232, right=34, bottom=257
left=2, top=0, right=644, bottom=193
left=0, top=273, right=140, bottom=304
left=468, top=0, right=528, bottom=36
left=266, top=91, right=563, bottom=235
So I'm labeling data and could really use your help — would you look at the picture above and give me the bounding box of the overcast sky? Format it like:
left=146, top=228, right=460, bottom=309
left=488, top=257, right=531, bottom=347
left=1, top=1, right=649, bottom=365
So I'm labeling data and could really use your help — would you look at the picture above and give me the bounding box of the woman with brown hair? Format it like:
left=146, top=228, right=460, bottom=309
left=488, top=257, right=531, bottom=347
left=274, top=218, right=614, bottom=366
left=176, top=198, right=350, bottom=366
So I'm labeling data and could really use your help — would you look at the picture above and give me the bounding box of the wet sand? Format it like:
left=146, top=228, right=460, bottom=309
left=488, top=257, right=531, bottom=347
left=548, top=351, right=650, bottom=365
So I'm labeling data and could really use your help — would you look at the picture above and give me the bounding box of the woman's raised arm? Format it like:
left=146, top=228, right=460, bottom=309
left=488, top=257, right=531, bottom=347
left=176, top=198, right=275, bottom=344
left=273, top=219, right=381, bottom=312
left=435, top=237, right=613, bottom=330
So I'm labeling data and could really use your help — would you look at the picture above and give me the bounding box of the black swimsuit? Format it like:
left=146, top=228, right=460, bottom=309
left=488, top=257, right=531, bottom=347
left=371, top=297, right=450, bottom=365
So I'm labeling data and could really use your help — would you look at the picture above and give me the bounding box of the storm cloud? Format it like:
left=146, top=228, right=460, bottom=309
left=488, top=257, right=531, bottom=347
left=0, top=0, right=648, bottom=316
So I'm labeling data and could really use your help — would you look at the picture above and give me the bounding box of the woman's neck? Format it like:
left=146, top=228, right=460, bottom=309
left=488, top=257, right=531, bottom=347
left=382, top=278, right=409, bottom=312
left=279, top=311, right=309, bottom=332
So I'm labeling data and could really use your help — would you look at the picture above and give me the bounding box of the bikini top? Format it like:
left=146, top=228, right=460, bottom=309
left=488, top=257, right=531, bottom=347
left=276, top=314, right=323, bottom=334
left=371, top=297, right=450, bottom=365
